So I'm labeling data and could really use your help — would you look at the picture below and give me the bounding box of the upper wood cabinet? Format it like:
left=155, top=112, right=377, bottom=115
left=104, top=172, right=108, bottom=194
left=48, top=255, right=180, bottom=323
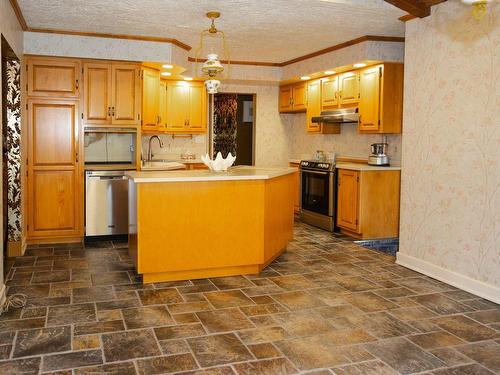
left=166, top=81, right=207, bottom=133
left=308, top=79, right=340, bottom=134
left=339, top=71, right=360, bottom=106
left=358, top=63, right=403, bottom=134
left=83, top=62, right=140, bottom=126
left=141, top=67, right=160, bottom=131
left=27, top=58, right=80, bottom=98
left=27, top=99, right=81, bottom=239
left=279, top=82, right=307, bottom=113
left=321, top=76, right=339, bottom=109
left=158, top=80, right=168, bottom=132
left=337, top=167, right=401, bottom=239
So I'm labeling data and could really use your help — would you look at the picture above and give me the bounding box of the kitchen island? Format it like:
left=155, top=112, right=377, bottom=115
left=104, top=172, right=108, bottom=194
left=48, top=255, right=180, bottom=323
left=127, top=166, right=296, bottom=283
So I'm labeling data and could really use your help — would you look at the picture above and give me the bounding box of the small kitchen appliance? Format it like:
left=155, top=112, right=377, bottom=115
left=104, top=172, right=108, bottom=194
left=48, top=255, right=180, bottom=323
left=368, top=142, right=390, bottom=166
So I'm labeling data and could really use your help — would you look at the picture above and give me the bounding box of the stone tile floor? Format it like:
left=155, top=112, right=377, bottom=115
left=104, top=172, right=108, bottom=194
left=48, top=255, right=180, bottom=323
left=0, top=222, right=499, bottom=374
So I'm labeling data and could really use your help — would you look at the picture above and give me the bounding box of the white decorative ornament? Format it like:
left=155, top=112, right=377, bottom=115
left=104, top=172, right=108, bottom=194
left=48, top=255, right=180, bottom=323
left=201, top=152, right=236, bottom=172
left=204, top=79, right=221, bottom=94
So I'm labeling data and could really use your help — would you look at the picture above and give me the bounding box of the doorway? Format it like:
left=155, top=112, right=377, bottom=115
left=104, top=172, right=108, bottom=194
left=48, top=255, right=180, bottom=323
left=1, top=36, right=22, bottom=256
left=212, top=93, right=255, bottom=166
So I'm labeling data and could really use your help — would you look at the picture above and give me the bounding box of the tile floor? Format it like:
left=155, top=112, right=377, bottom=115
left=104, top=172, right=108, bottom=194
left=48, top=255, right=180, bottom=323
left=0, top=223, right=499, bottom=374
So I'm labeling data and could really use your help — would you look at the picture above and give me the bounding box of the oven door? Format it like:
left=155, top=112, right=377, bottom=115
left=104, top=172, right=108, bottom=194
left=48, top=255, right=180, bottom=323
left=301, top=170, right=333, bottom=216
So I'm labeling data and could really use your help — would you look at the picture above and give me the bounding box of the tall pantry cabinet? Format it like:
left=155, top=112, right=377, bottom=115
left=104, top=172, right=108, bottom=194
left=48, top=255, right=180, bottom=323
left=26, top=58, right=83, bottom=242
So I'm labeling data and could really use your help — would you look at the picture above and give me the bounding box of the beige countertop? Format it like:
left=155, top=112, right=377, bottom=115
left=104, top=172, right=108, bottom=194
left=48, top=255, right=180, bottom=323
left=335, top=162, right=401, bottom=171
left=127, top=166, right=296, bottom=183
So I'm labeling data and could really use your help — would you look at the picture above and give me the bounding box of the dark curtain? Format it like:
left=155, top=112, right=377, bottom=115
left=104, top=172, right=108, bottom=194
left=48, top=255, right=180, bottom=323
left=213, top=94, right=238, bottom=158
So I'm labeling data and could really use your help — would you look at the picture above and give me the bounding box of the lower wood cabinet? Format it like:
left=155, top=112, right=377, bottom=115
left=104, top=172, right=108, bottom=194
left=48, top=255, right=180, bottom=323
left=27, top=99, right=82, bottom=241
left=337, top=168, right=400, bottom=239
left=289, top=162, right=301, bottom=214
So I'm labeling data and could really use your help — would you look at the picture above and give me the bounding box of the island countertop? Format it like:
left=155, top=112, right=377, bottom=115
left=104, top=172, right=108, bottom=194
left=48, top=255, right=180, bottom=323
left=126, top=165, right=296, bottom=183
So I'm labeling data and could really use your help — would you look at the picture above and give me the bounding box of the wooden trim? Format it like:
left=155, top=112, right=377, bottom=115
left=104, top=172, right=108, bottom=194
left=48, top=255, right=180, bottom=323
left=26, top=235, right=83, bottom=245
left=27, top=28, right=192, bottom=51
left=383, top=0, right=431, bottom=18
left=279, top=36, right=405, bottom=66
left=187, top=56, right=281, bottom=67
left=9, top=0, right=28, bottom=30
left=399, top=14, right=417, bottom=21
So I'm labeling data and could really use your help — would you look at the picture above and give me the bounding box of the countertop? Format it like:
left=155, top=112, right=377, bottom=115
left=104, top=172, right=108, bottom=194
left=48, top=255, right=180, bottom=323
left=127, top=166, right=296, bottom=183
left=335, top=162, right=401, bottom=171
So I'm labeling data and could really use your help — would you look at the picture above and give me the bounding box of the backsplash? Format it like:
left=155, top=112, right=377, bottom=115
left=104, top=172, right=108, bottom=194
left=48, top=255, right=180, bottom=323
left=140, top=134, right=207, bottom=160
left=286, top=113, right=402, bottom=162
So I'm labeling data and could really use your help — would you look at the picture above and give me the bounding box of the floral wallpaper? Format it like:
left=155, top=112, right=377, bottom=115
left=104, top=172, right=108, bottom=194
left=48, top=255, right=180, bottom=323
left=399, top=2, right=499, bottom=288
left=2, top=57, right=21, bottom=242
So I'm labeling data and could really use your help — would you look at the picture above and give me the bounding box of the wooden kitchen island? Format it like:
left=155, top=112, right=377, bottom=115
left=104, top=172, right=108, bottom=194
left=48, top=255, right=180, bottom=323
left=126, top=166, right=296, bottom=283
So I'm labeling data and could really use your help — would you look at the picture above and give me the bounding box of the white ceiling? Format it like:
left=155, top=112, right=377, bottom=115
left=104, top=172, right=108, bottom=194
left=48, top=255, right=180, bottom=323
left=18, top=0, right=406, bottom=63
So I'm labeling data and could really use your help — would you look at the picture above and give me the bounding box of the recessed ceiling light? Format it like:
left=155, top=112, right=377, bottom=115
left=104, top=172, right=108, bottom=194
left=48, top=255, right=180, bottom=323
left=161, top=72, right=172, bottom=76
left=353, top=63, right=367, bottom=68
left=162, top=64, right=174, bottom=69
left=300, top=76, right=311, bottom=80
left=184, top=77, right=193, bottom=81
left=324, top=70, right=336, bottom=75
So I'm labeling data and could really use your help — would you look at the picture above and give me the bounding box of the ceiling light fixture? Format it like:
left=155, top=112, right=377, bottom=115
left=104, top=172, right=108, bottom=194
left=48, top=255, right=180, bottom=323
left=353, top=63, right=367, bottom=68
left=324, top=70, right=336, bottom=75
left=193, top=11, right=231, bottom=94
left=300, top=76, right=311, bottom=80
left=461, top=0, right=491, bottom=20
left=184, top=77, right=193, bottom=81
left=161, top=72, right=172, bottom=76
left=162, top=64, right=173, bottom=69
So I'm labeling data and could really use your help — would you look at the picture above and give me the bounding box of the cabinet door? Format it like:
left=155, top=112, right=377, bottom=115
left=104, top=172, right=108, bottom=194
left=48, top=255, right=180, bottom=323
left=292, top=83, right=307, bottom=111
left=141, top=68, right=160, bottom=131
left=28, top=59, right=80, bottom=98
left=321, top=76, right=339, bottom=109
left=279, top=85, right=293, bottom=112
left=166, top=82, right=189, bottom=130
left=187, top=84, right=207, bottom=131
left=83, top=63, right=111, bottom=125
left=337, top=169, right=360, bottom=232
left=112, top=65, right=140, bottom=125
left=339, top=72, right=359, bottom=106
left=158, top=80, right=168, bottom=131
left=289, top=163, right=300, bottom=214
left=306, top=80, right=321, bottom=133
left=359, top=66, right=381, bottom=132
left=28, top=100, right=81, bottom=238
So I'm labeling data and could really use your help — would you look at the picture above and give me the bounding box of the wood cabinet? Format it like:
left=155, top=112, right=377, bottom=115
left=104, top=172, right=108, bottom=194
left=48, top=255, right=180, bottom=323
left=141, top=67, right=160, bottom=131
left=339, top=71, right=360, bottom=106
left=279, top=82, right=307, bottom=113
left=27, top=58, right=80, bottom=98
left=185, top=163, right=209, bottom=170
left=358, top=63, right=403, bottom=134
left=27, top=99, right=82, bottom=240
left=321, top=76, right=339, bottom=109
left=166, top=81, right=207, bottom=133
left=307, top=79, right=340, bottom=134
left=289, top=162, right=301, bottom=214
left=337, top=167, right=400, bottom=239
left=158, top=80, right=168, bottom=132
left=83, top=62, right=140, bottom=126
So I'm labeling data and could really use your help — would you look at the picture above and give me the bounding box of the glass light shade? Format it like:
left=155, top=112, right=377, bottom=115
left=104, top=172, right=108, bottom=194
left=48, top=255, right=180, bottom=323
left=205, top=79, right=221, bottom=94
left=201, top=53, right=224, bottom=77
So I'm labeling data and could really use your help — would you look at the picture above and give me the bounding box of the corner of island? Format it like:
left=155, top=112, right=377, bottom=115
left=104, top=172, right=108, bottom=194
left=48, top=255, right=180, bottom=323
left=126, top=166, right=297, bottom=283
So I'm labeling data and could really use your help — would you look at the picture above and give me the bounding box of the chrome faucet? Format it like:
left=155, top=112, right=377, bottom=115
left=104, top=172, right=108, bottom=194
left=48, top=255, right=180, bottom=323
left=147, top=135, right=164, bottom=162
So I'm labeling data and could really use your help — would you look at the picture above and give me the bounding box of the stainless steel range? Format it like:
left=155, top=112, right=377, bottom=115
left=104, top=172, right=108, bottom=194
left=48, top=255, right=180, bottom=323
left=299, top=160, right=337, bottom=232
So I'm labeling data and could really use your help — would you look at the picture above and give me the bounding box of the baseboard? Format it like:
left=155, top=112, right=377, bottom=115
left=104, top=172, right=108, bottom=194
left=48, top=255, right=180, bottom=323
left=0, top=284, right=6, bottom=309
left=396, top=252, right=500, bottom=304
left=7, top=240, right=23, bottom=257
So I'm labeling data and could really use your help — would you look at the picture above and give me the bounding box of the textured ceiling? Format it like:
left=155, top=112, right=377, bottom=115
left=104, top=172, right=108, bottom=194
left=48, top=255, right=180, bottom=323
left=17, top=0, right=406, bottom=62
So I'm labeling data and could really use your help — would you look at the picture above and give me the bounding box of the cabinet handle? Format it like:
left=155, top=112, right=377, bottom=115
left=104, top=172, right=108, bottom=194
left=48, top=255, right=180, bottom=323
left=75, top=152, right=79, bottom=163
left=111, top=107, right=115, bottom=116
left=75, top=79, right=79, bottom=89
left=107, top=107, right=111, bottom=117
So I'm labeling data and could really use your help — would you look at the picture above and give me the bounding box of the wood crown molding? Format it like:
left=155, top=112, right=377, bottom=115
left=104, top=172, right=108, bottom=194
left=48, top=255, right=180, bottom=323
left=393, top=0, right=447, bottom=21
left=383, top=0, right=431, bottom=18
left=10, top=0, right=404, bottom=67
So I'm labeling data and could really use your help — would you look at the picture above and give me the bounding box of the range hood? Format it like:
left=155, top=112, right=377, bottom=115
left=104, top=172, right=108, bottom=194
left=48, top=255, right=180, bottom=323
left=311, top=108, right=359, bottom=124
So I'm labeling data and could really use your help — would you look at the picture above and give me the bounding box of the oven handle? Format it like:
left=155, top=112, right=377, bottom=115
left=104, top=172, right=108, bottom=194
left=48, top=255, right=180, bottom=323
left=300, top=170, right=329, bottom=175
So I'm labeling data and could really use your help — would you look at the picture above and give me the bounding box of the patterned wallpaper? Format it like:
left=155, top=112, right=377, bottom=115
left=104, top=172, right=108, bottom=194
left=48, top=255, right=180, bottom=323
left=287, top=113, right=402, bottom=162
left=399, top=2, right=499, bottom=288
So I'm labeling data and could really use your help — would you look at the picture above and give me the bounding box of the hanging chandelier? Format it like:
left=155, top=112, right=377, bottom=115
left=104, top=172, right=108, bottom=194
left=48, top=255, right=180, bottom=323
left=193, top=12, right=230, bottom=94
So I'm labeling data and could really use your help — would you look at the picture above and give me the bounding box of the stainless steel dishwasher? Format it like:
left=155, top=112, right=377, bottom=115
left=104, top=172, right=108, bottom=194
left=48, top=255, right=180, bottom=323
left=85, top=170, right=130, bottom=236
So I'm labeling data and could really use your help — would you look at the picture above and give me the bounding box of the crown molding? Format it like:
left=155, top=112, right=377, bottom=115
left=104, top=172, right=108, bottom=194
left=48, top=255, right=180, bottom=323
left=188, top=57, right=281, bottom=67
left=383, top=0, right=431, bottom=18
left=9, top=0, right=28, bottom=30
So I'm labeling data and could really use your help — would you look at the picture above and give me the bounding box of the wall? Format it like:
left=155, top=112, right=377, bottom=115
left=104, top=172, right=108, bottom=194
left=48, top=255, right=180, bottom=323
left=287, top=113, right=402, bottom=162
left=0, top=0, right=24, bottom=303
left=220, top=83, right=290, bottom=167
left=397, top=1, right=499, bottom=302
